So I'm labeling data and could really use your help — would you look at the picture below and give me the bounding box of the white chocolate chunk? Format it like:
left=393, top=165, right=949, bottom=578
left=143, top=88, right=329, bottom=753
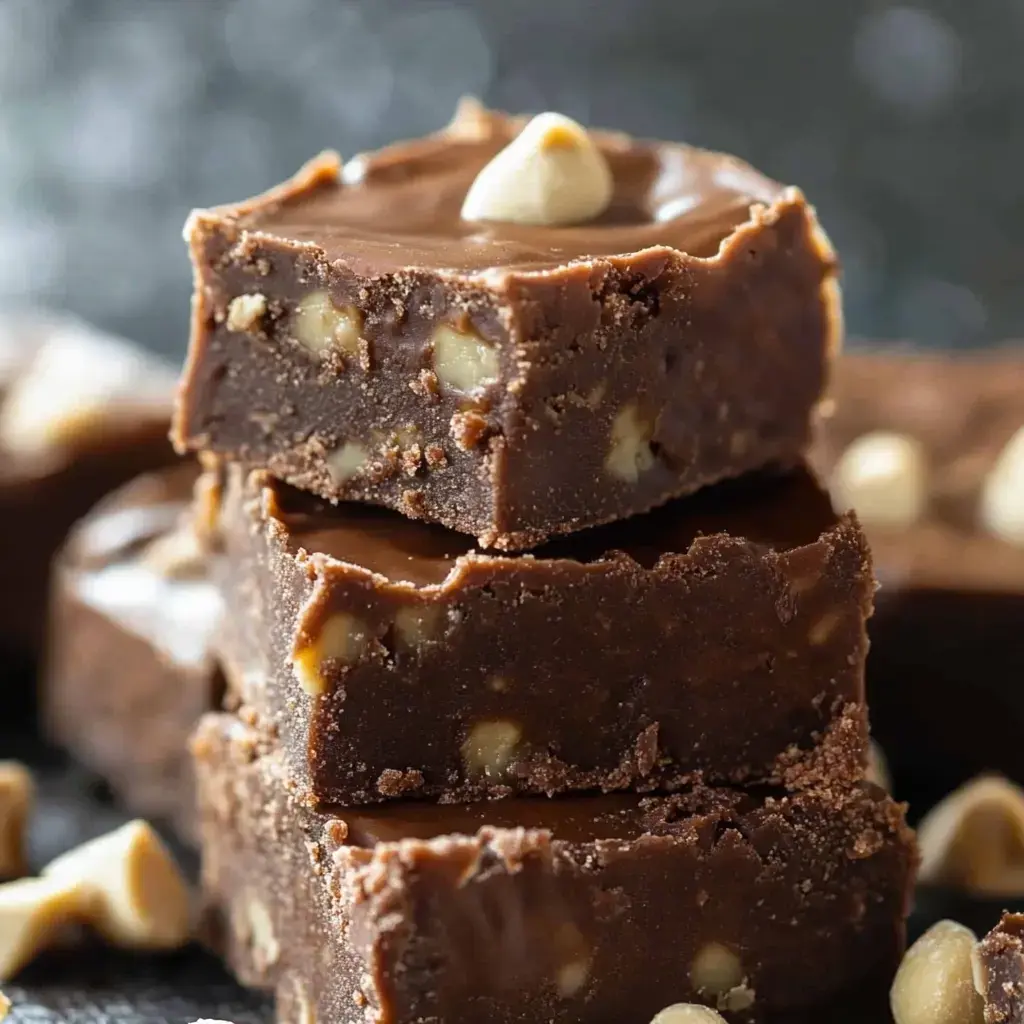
left=889, top=920, right=984, bottom=1024
left=431, top=324, right=499, bottom=394
left=650, top=1005, right=727, bottom=1024
left=0, top=322, right=172, bottom=457
left=917, top=775, right=1024, bottom=894
left=831, top=431, right=927, bottom=529
left=293, top=290, right=362, bottom=357
left=0, top=763, right=33, bottom=880
left=292, top=613, right=371, bottom=696
left=461, top=720, right=521, bottom=778
left=0, top=876, right=85, bottom=981
left=42, top=819, right=191, bottom=949
left=461, top=112, right=613, bottom=227
left=606, top=404, right=655, bottom=482
left=326, top=441, right=369, bottom=485
left=980, top=425, right=1024, bottom=546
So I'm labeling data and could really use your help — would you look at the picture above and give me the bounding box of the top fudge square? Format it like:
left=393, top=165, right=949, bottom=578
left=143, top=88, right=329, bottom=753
left=174, top=102, right=841, bottom=549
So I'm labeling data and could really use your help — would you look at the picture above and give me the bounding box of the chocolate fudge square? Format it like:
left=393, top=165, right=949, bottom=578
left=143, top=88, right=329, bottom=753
left=814, top=349, right=1024, bottom=802
left=174, top=102, right=841, bottom=549
left=209, top=461, right=871, bottom=806
left=195, top=713, right=915, bottom=1024
left=0, top=313, right=176, bottom=659
left=45, top=464, right=223, bottom=842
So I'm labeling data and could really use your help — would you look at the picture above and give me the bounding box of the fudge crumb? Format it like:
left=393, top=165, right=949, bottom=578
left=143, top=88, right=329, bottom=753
left=409, top=369, right=440, bottom=400
left=425, top=443, right=448, bottom=469
left=450, top=410, right=491, bottom=451
left=376, top=769, right=425, bottom=797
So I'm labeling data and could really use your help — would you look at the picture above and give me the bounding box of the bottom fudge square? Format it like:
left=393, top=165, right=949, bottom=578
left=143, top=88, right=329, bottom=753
left=46, top=464, right=223, bottom=842
left=194, top=713, right=916, bottom=1024
left=975, top=912, right=1024, bottom=1024
left=212, top=462, right=873, bottom=805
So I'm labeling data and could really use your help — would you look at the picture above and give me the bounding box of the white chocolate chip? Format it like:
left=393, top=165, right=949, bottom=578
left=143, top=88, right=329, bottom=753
left=461, top=720, right=521, bottom=778
left=244, top=895, right=280, bottom=972
left=555, top=957, right=590, bottom=998
left=831, top=431, right=927, bottom=529
left=890, top=920, right=984, bottom=1024
left=0, top=763, right=33, bottom=880
left=980, top=426, right=1024, bottom=547
left=292, top=613, right=371, bottom=696
left=461, top=112, right=613, bottom=227
left=866, top=740, right=892, bottom=793
left=917, top=776, right=1024, bottom=894
left=393, top=606, right=442, bottom=651
left=689, top=942, right=754, bottom=1012
left=430, top=324, right=499, bottom=394
left=0, top=322, right=172, bottom=457
left=0, top=876, right=85, bottom=982
left=226, top=293, right=267, bottom=333
left=606, top=404, right=656, bottom=482
left=42, top=819, right=191, bottom=949
left=326, top=441, right=369, bottom=485
left=650, top=1005, right=727, bottom=1024
left=293, top=290, right=362, bottom=357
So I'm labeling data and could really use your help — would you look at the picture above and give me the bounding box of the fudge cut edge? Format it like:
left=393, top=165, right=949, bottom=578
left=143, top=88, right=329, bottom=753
left=212, top=464, right=873, bottom=806
left=194, top=712, right=915, bottom=1024
left=175, top=143, right=841, bottom=549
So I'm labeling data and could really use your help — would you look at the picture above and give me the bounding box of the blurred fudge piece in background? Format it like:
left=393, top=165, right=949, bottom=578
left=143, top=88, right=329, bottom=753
left=0, top=312, right=176, bottom=667
left=814, top=347, right=1024, bottom=808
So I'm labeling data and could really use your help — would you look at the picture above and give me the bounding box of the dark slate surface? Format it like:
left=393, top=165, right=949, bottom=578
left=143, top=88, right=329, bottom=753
left=0, top=0, right=1023, bottom=355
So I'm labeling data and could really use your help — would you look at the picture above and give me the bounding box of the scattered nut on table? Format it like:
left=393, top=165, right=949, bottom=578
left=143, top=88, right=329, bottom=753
left=0, top=875, right=84, bottom=981
left=889, top=919, right=984, bottom=1024
left=649, top=1004, right=728, bottom=1024
left=866, top=740, right=892, bottom=792
left=830, top=430, right=928, bottom=530
left=461, top=112, right=613, bottom=227
left=0, top=987, right=11, bottom=1020
left=979, top=425, right=1024, bottom=547
left=42, top=818, right=191, bottom=949
left=0, top=762, right=33, bottom=880
left=917, top=775, right=1024, bottom=894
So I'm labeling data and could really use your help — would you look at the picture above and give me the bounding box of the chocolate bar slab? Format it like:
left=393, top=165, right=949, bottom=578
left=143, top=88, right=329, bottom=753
left=814, top=349, right=1024, bottom=804
left=45, top=464, right=222, bottom=842
left=210, top=461, right=871, bottom=806
left=975, top=912, right=1024, bottom=1024
left=0, top=313, right=176, bottom=659
left=194, top=712, right=915, bottom=1024
left=174, top=103, right=841, bottom=549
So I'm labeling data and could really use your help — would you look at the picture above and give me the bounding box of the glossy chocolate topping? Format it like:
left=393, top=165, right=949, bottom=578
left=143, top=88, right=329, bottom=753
left=268, top=466, right=837, bottom=588
left=233, top=105, right=785, bottom=275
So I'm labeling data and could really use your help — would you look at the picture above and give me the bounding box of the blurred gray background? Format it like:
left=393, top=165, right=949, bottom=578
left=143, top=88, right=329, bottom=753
left=0, top=0, right=1018, bottom=358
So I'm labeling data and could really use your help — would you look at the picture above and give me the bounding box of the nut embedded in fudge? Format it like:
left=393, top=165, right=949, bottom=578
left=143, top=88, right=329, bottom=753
left=0, top=313, right=177, bottom=657
left=208, top=461, right=872, bottom=806
left=813, top=349, right=1024, bottom=800
left=194, top=712, right=915, bottom=1024
left=174, top=102, right=842, bottom=549
left=45, top=463, right=223, bottom=843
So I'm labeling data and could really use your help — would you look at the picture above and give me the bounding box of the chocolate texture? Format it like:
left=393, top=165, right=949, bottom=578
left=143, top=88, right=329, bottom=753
left=814, top=348, right=1024, bottom=802
left=174, top=103, right=841, bottom=549
left=45, top=464, right=222, bottom=842
left=0, top=313, right=176, bottom=657
left=976, top=912, right=1024, bottom=1024
left=210, top=461, right=872, bottom=806
left=195, top=712, right=915, bottom=1024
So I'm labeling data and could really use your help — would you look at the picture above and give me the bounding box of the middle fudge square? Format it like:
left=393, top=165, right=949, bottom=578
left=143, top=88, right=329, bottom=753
left=208, top=461, right=872, bottom=806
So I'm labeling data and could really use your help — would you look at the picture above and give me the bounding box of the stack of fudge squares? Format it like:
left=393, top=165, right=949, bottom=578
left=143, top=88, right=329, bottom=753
left=57, top=102, right=919, bottom=1023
